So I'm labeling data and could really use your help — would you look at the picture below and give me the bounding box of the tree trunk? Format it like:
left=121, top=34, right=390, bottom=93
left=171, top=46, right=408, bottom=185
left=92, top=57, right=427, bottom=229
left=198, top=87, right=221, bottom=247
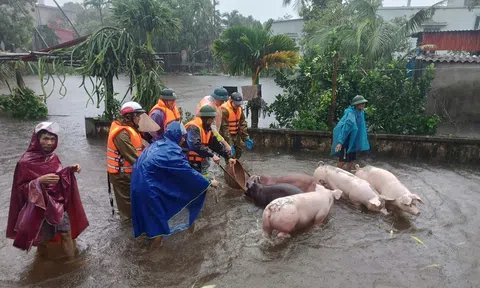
left=250, top=70, right=261, bottom=128
left=104, top=75, right=115, bottom=120
left=15, top=70, right=26, bottom=90
left=99, top=8, right=104, bottom=26
left=329, top=53, right=339, bottom=130
left=146, top=32, right=153, bottom=53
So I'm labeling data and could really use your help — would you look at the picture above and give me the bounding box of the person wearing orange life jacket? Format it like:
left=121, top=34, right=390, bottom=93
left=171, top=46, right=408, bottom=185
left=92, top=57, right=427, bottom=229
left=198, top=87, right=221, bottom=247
left=196, top=88, right=232, bottom=155
left=107, top=101, right=156, bottom=220
left=219, top=92, right=253, bottom=159
left=184, top=105, right=236, bottom=177
left=147, top=88, right=181, bottom=142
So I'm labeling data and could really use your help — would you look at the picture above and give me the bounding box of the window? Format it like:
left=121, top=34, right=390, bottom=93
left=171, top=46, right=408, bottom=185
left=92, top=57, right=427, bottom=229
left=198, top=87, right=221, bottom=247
left=475, top=16, right=480, bottom=30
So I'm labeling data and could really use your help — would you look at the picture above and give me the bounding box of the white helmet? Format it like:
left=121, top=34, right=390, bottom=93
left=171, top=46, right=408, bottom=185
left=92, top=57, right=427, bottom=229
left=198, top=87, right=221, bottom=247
left=120, top=101, right=145, bottom=115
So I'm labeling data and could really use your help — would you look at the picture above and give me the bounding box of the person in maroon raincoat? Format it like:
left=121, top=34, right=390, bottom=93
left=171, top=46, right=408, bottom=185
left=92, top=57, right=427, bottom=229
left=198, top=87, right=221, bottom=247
left=6, top=122, right=89, bottom=259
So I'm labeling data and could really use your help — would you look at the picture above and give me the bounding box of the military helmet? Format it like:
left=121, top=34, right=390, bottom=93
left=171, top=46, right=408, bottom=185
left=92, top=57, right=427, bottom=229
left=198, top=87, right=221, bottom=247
left=197, top=105, right=217, bottom=117
left=160, top=88, right=177, bottom=100
left=210, top=87, right=229, bottom=101
left=351, top=95, right=368, bottom=106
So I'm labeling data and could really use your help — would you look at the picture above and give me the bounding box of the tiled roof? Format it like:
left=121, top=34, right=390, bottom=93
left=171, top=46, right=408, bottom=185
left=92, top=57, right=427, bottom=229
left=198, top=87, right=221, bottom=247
left=417, top=54, right=480, bottom=63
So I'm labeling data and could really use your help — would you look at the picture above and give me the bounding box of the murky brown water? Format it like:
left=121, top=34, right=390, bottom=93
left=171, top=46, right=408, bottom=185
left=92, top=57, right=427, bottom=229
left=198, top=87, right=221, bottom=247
left=1, top=76, right=479, bottom=288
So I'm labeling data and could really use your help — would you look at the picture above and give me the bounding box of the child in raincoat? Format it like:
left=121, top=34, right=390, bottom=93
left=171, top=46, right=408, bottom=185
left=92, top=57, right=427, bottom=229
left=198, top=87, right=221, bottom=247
left=331, top=95, right=371, bottom=171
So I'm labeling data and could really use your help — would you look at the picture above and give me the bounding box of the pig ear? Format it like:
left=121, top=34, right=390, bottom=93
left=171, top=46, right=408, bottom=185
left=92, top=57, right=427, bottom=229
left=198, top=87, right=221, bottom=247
left=399, top=195, right=413, bottom=206
left=411, top=194, right=424, bottom=205
left=315, top=184, right=324, bottom=192
left=369, top=198, right=381, bottom=207
left=317, top=161, right=325, bottom=167
left=332, top=189, right=343, bottom=200
left=380, top=195, right=395, bottom=202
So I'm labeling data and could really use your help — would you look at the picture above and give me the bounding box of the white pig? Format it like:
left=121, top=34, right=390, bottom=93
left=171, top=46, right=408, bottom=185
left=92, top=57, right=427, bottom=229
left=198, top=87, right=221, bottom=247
left=313, top=162, right=392, bottom=214
left=353, top=164, right=424, bottom=216
left=262, top=184, right=342, bottom=238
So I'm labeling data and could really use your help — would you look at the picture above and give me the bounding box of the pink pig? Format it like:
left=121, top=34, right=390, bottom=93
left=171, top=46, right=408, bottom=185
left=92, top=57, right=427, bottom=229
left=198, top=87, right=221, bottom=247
left=262, top=185, right=342, bottom=238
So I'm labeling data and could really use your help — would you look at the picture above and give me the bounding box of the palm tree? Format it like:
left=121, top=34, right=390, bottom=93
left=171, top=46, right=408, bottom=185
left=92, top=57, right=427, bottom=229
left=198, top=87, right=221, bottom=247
left=212, top=20, right=299, bottom=85
left=308, top=0, right=445, bottom=128
left=84, top=0, right=110, bottom=26
left=112, top=0, right=181, bottom=52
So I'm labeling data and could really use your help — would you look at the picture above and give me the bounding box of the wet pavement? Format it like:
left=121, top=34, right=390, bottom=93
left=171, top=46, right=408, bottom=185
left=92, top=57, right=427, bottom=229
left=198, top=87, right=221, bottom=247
left=0, top=76, right=479, bottom=288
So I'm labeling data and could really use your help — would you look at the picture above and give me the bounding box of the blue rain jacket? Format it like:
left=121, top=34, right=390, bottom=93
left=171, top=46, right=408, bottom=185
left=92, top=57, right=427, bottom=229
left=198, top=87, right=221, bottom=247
left=330, top=106, right=370, bottom=156
left=131, top=121, right=211, bottom=239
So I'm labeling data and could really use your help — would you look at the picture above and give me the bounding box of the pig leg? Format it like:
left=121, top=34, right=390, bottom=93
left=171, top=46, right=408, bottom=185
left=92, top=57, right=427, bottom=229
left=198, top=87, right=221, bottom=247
left=262, top=208, right=273, bottom=237
left=271, top=205, right=299, bottom=239
left=313, top=212, right=328, bottom=227
left=277, top=232, right=291, bottom=238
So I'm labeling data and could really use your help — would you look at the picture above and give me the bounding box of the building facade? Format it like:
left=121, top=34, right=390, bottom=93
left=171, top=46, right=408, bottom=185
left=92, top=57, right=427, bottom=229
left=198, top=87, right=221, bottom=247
left=270, top=0, right=480, bottom=51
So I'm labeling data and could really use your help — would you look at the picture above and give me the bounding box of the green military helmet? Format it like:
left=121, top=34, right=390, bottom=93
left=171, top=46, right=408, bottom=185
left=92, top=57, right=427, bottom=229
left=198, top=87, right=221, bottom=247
left=351, top=95, right=368, bottom=106
left=197, top=105, right=218, bottom=117
left=160, top=88, right=177, bottom=100
left=210, top=87, right=229, bottom=101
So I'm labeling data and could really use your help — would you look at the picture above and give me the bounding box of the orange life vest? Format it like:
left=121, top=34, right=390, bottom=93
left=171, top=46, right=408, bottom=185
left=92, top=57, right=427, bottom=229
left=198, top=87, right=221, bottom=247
left=196, top=96, right=222, bottom=129
left=149, top=99, right=181, bottom=131
left=221, top=100, right=242, bottom=135
left=107, top=121, right=143, bottom=174
left=184, top=117, right=212, bottom=163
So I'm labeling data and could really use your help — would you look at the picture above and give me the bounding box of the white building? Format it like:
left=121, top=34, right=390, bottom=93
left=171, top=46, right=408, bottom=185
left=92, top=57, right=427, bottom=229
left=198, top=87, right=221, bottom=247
left=378, top=0, right=480, bottom=33
left=270, top=0, right=480, bottom=51
left=270, top=18, right=305, bottom=48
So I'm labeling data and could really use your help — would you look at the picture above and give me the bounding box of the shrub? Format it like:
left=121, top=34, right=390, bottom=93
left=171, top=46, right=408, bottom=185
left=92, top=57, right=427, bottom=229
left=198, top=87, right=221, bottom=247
left=0, top=88, right=48, bottom=120
left=270, top=54, right=440, bottom=135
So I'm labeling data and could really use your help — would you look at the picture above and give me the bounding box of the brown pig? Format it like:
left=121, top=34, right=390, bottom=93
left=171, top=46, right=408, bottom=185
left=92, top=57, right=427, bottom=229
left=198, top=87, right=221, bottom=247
left=262, top=185, right=343, bottom=238
left=353, top=164, right=424, bottom=216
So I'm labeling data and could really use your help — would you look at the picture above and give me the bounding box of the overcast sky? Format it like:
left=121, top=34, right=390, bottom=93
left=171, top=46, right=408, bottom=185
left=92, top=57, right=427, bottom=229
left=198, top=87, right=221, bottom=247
left=43, top=0, right=442, bottom=22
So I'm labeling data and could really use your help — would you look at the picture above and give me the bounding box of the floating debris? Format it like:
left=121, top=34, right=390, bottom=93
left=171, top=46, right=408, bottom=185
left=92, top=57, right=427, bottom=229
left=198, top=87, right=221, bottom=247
left=411, top=236, right=424, bottom=245
left=421, top=264, right=440, bottom=270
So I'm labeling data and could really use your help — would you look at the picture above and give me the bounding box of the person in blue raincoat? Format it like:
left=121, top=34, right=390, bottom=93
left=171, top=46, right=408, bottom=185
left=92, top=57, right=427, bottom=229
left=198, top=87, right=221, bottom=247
left=331, top=95, right=370, bottom=171
left=130, top=121, right=218, bottom=250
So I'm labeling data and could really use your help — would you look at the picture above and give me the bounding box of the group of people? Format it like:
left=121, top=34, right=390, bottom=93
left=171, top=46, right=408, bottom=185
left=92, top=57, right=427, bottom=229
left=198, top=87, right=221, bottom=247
left=6, top=87, right=255, bottom=257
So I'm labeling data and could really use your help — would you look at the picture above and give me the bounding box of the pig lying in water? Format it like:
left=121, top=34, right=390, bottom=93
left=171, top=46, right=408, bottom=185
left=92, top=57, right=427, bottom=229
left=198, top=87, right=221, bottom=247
left=256, top=173, right=318, bottom=193
left=262, top=184, right=342, bottom=238
left=353, top=164, right=424, bottom=216
left=245, top=176, right=304, bottom=208
left=313, top=162, right=391, bottom=214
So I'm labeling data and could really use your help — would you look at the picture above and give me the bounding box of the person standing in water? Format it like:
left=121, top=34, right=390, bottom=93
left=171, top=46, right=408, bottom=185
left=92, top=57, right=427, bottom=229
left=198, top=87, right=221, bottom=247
left=6, top=122, right=89, bottom=259
left=185, top=105, right=236, bottom=178
left=131, top=121, right=217, bottom=250
left=107, top=101, right=158, bottom=220
left=331, top=95, right=370, bottom=171
left=146, top=88, right=181, bottom=142
left=196, top=87, right=232, bottom=155
left=219, top=92, right=253, bottom=159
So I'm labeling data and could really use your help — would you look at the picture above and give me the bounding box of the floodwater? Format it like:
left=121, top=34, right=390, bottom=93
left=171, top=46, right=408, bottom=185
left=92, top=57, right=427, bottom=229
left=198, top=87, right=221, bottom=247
left=1, top=76, right=480, bottom=288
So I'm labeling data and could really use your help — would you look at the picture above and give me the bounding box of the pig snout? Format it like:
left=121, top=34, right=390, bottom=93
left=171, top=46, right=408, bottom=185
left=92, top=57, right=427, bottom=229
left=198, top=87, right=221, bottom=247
left=247, top=175, right=260, bottom=189
left=403, top=204, right=420, bottom=216
left=367, top=197, right=385, bottom=212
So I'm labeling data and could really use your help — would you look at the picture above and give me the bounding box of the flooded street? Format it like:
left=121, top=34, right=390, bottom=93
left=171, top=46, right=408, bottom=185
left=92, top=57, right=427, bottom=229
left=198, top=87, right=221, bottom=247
left=0, top=75, right=479, bottom=288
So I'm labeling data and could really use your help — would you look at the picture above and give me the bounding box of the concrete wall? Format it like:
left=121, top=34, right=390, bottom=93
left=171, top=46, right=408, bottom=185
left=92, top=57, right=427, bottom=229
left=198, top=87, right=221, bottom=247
left=425, top=62, right=480, bottom=122
left=85, top=119, right=480, bottom=164
left=248, top=128, right=480, bottom=165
